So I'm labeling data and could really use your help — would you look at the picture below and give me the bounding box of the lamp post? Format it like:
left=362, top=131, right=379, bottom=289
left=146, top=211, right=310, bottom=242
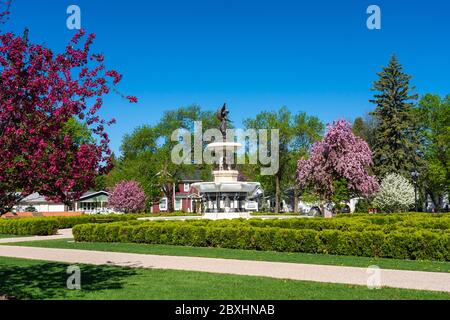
left=411, top=169, right=420, bottom=212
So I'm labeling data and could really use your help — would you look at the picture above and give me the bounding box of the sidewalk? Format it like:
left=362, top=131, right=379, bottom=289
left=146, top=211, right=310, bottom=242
left=0, top=244, right=448, bottom=293
left=0, top=229, right=73, bottom=244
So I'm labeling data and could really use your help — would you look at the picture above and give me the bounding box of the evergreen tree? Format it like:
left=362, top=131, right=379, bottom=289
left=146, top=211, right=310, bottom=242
left=370, top=55, right=420, bottom=178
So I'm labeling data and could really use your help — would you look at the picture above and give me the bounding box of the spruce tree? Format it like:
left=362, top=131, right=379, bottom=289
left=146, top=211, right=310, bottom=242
left=370, top=55, right=420, bottom=178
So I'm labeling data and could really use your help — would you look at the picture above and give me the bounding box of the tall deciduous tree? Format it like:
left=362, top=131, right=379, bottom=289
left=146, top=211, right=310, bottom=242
left=370, top=55, right=420, bottom=178
left=107, top=106, right=217, bottom=212
left=297, top=119, right=379, bottom=212
left=243, top=107, right=323, bottom=213
left=415, top=94, right=450, bottom=210
left=0, top=27, right=136, bottom=214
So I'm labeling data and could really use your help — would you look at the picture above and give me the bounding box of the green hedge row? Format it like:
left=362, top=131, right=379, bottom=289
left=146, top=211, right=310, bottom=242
left=0, top=218, right=59, bottom=235
left=175, top=214, right=450, bottom=233
left=73, top=221, right=450, bottom=261
left=0, top=212, right=200, bottom=236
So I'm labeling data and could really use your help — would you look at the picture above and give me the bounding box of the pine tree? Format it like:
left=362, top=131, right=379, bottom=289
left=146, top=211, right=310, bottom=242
left=370, top=55, right=420, bottom=178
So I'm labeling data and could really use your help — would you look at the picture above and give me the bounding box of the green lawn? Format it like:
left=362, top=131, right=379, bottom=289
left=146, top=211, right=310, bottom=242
left=0, top=256, right=448, bottom=300
left=0, top=234, right=23, bottom=239
left=8, top=239, right=450, bottom=273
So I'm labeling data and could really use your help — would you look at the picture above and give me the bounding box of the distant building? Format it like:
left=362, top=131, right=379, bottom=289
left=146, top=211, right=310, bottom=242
left=13, top=190, right=111, bottom=214
left=150, top=174, right=203, bottom=213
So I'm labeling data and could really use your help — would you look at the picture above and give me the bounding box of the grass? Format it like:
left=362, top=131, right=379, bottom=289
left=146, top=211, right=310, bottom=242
left=8, top=239, right=450, bottom=273
left=0, top=256, right=448, bottom=300
left=0, top=234, right=24, bottom=239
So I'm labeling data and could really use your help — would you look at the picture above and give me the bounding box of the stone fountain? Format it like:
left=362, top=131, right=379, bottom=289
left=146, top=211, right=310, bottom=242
left=192, top=104, right=261, bottom=220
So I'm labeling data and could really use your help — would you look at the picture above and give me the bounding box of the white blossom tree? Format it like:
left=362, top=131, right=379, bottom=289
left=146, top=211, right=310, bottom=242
left=373, top=173, right=415, bottom=213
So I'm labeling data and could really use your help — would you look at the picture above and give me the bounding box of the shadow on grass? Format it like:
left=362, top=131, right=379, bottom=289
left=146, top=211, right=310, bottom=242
left=0, top=262, right=137, bottom=299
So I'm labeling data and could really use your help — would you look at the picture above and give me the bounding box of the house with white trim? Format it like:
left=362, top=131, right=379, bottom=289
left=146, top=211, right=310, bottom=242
left=13, top=190, right=112, bottom=214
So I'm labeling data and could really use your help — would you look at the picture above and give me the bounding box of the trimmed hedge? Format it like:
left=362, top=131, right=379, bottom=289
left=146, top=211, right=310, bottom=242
left=0, top=212, right=200, bottom=236
left=72, top=219, right=450, bottom=261
left=0, top=218, right=59, bottom=235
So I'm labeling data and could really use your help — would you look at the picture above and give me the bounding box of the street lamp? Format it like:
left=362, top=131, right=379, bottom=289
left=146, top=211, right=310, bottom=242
left=411, top=169, right=420, bottom=212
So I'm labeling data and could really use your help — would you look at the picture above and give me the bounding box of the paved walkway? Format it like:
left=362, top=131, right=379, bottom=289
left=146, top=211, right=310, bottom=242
left=0, top=243, right=449, bottom=293
left=0, top=229, right=73, bottom=244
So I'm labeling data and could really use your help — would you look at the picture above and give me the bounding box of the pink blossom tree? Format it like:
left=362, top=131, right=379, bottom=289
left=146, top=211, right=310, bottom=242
left=108, top=181, right=146, bottom=213
left=0, top=7, right=137, bottom=214
left=297, top=119, right=379, bottom=211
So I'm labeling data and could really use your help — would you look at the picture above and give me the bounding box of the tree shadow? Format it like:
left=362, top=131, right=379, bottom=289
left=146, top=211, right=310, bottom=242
left=0, top=262, right=137, bottom=299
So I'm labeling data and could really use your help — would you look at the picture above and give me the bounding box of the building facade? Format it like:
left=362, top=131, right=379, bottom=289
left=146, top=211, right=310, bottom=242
left=13, top=191, right=111, bottom=214
left=150, top=180, right=202, bottom=213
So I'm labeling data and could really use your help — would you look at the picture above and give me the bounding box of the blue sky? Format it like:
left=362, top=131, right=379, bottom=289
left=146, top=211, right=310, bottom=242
left=6, top=0, right=450, bottom=155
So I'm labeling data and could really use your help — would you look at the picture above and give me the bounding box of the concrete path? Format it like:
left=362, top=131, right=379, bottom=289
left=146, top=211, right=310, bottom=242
left=0, top=244, right=448, bottom=293
left=0, top=229, right=73, bottom=244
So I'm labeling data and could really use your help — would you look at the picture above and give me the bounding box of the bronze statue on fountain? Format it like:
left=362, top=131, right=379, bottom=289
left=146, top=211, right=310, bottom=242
left=216, top=103, right=234, bottom=170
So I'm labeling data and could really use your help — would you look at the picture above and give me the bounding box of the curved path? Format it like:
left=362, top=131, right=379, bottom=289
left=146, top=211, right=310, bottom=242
left=0, top=229, right=73, bottom=244
left=0, top=232, right=449, bottom=293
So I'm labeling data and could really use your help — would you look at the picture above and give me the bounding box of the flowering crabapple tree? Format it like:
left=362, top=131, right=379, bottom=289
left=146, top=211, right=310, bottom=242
left=0, top=7, right=137, bottom=215
left=373, top=173, right=415, bottom=213
left=297, top=119, right=379, bottom=213
left=108, top=181, right=146, bottom=213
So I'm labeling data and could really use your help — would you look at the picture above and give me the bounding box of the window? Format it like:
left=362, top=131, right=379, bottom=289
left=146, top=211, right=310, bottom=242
left=183, top=183, right=190, bottom=192
left=159, top=198, right=168, bottom=211
left=174, top=198, right=182, bottom=211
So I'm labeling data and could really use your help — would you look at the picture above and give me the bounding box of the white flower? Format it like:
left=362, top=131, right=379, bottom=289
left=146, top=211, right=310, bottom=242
left=373, top=173, right=415, bottom=212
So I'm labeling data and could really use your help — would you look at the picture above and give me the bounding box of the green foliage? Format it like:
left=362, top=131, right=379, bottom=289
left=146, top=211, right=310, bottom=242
left=61, top=118, right=95, bottom=146
left=330, top=178, right=351, bottom=211
left=0, top=218, right=59, bottom=235
left=0, top=213, right=197, bottom=235
left=352, top=115, right=376, bottom=148
left=414, top=94, right=450, bottom=210
left=242, top=107, right=324, bottom=212
left=354, top=198, right=374, bottom=213
left=106, top=105, right=218, bottom=212
left=73, top=213, right=450, bottom=261
left=370, top=55, right=421, bottom=178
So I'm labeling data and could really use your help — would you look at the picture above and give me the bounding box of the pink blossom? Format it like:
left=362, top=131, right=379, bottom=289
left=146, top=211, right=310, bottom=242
left=297, top=119, right=379, bottom=201
left=108, top=181, right=146, bottom=213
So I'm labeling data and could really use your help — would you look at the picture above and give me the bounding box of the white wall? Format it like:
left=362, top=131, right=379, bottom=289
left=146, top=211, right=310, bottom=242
left=15, top=203, right=66, bottom=212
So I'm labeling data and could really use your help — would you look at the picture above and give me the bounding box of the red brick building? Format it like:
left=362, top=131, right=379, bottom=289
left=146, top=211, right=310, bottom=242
left=150, top=175, right=203, bottom=213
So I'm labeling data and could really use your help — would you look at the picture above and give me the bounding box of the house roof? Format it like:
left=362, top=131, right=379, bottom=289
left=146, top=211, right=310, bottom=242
left=21, top=193, right=49, bottom=204
left=78, top=190, right=109, bottom=201
left=19, top=191, right=109, bottom=204
left=179, top=171, right=204, bottom=182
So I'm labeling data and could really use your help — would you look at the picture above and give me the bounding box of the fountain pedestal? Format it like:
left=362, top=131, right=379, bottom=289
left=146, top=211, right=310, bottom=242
left=192, top=141, right=261, bottom=220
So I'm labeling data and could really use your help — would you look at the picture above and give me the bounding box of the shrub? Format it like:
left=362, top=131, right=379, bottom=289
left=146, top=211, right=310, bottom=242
left=354, top=198, right=374, bottom=213
left=0, top=218, right=58, bottom=235
left=72, top=215, right=450, bottom=261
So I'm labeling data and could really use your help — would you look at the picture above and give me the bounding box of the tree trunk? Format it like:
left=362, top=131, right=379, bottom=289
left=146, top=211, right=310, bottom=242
left=275, top=175, right=280, bottom=213
left=428, top=190, right=442, bottom=212
left=163, top=184, right=174, bottom=213
left=293, top=187, right=299, bottom=213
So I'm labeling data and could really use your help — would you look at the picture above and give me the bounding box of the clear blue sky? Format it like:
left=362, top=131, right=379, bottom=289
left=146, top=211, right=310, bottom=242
left=7, top=0, right=450, bottom=155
